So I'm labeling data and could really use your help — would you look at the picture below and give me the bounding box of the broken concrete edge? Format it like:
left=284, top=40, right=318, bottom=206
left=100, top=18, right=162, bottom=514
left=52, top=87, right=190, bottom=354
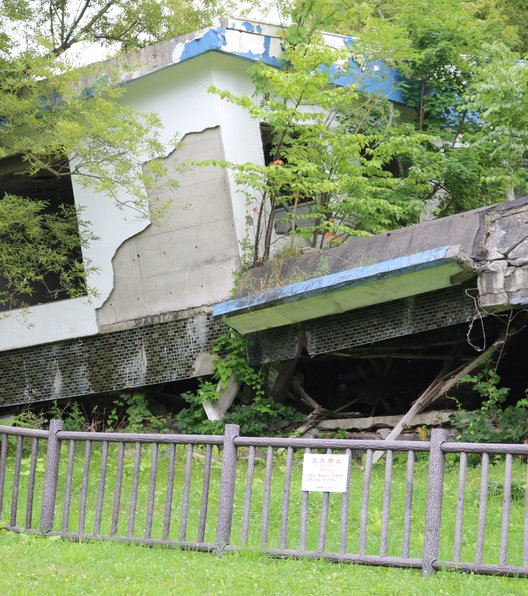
left=238, top=203, right=489, bottom=298
left=213, top=244, right=473, bottom=322
left=475, top=198, right=528, bottom=310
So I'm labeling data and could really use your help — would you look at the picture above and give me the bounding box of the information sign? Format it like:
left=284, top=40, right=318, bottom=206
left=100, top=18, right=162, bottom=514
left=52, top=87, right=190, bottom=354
left=301, top=453, right=350, bottom=493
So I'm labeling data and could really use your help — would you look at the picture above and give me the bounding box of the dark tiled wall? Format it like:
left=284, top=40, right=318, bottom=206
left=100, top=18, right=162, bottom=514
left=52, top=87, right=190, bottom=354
left=247, top=285, right=477, bottom=364
left=0, top=285, right=478, bottom=407
left=0, top=313, right=226, bottom=407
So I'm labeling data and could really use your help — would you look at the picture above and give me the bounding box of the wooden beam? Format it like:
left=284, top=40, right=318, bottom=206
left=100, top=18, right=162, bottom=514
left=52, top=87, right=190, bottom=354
left=330, top=352, right=464, bottom=361
left=372, top=335, right=505, bottom=463
left=290, top=376, right=360, bottom=418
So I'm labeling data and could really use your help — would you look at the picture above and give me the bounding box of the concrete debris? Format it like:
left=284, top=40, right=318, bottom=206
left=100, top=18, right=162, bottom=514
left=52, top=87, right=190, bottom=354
left=317, top=410, right=458, bottom=431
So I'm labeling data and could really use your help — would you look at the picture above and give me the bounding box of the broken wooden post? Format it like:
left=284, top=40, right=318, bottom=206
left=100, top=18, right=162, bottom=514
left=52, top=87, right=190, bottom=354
left=202, top=374, right=241, bottom=421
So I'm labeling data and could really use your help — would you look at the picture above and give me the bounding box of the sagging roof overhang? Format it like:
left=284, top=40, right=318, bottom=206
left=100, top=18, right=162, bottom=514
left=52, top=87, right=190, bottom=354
left=213, top=245, right=475, bottom=335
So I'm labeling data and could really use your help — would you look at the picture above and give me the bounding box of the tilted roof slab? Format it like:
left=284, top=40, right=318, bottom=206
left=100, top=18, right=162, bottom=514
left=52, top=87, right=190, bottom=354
left=214, top=197, right=528, bottom=334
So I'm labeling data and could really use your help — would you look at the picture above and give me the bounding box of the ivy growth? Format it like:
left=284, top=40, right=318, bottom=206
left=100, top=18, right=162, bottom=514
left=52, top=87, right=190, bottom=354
left=176, top=330, right=302, bottom=436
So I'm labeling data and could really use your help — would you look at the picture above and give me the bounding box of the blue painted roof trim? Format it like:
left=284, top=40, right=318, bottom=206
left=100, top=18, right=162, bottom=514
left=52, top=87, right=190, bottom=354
left=213, top=246, right=464, bottom=319
left=179, top=27, right=228, bottom=61
left=178, top=26, right=283, bottom=69
left=123, top=23, right=406, bottom=103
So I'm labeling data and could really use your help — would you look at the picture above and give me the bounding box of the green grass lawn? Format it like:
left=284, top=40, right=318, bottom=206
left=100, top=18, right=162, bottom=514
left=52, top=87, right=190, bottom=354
left=0, top=530, right=527, bottom=595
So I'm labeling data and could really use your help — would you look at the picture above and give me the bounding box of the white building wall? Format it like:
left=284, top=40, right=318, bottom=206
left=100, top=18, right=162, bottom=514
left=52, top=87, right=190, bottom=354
left=210, top=55, right=268, bottom=258
left=0, top=52, right=267, bottom=350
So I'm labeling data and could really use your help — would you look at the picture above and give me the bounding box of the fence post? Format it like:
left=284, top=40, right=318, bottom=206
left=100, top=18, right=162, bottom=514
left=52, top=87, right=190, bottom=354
left=215, top=423, right=239, bottom=554
left=40, top=419, right=63, bottom=533
left=422, top=427, right=448, bottom=576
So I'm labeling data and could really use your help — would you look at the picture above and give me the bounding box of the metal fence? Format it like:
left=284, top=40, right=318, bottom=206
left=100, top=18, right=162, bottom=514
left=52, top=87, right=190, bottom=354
left=0, top=420, right=527, bottom=578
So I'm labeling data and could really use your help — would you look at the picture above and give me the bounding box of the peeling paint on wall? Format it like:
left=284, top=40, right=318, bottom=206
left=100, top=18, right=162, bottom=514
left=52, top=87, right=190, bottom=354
left=97, top=126, right=239, bottom=328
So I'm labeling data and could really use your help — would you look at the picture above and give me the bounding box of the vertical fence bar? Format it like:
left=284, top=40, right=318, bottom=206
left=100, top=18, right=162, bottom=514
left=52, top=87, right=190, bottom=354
left=318, top=492, right=330, bottom=553
left=318, top=448, right=332, bottom=553
left=499, top=453, right=513, bottom=567
left=300, top=448, right=310, bottom=552
left=127, top=442, right=142, bottom=538
left=197, top=443, right=213, bottom=543
left=380, top=449, right=393, bottom=557
left=359, top=449, right=373, bottom=556
left=241, top=445, right=256, bottom=545
left=162, top=443, right=176, bottom=541
left=339, top=449, right=352, bottom=555
left=179, top=444, right=193, bottom=542
left=40, top=419, right=64, bottom=533
left=0, top=433, right=7, bottom=519
left=25, top=438, right=39, bottom=530
left=78, top=440, right=92, bottom=535
left=280, top=447, right=294, bottom=550
left=422, top=428, right=447, bottom=577
left=62, top=440, right=76, bottom=534
left=10, top=436, right=23, bottom=527
left=402, top=450, right=415, bottom=558
left=111, top=442, right=125, bottom=536
left=453, top=451, right=467, bottom=563
left=475, top=452, right=489, bottom=565
left=145, top=442, right=159, bottom=539
left=261, top=446, right=274, bottom=549
left=94, top=441, right=109, bottom=535
left=216, top=424, right=239, bottom=552
left=524, top=462, right=528, bottom=569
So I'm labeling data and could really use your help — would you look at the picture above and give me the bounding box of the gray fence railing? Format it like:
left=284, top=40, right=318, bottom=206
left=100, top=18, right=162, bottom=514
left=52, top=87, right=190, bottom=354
left=0, top=421, right=527, bottom=578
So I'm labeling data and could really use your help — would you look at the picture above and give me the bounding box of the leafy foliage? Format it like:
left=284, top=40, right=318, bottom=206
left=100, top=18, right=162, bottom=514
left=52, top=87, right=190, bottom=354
left=449, top=367, right=528, bottom=445
left=205, top=39, right=431, bottom=263
left=205, top=1, right=528, bottom=265
left=11, top=393, right=168, bottom=433
left=0, top=194, right=96, bottom=307
left=0, top=0, right=230, bottom=56
left=106, top=393, right=168, bottom=433
left=176, top=331, right=303, bottom=436
left=176, top=391, right=304, bottom=437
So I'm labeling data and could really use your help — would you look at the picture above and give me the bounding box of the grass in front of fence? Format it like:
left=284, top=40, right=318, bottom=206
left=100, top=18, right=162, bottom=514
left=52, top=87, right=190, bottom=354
left=0, top=530, right=527, bottom=595
left=1, top=437, right=527, bottom=570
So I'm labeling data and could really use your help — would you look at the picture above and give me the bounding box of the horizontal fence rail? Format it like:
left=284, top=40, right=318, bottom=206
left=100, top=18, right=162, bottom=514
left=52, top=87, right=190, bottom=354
left=0, top=421, right=527, bottom=578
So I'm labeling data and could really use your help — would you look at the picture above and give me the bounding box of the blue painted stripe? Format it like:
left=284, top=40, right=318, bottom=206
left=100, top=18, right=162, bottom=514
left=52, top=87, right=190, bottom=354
left=510, top=296, right=528, bottom=306
left=180, top=28, right=227, bottom=61
left=213, top=246, right=458, bottom=318
left=179, top=28, right=282, bottom=68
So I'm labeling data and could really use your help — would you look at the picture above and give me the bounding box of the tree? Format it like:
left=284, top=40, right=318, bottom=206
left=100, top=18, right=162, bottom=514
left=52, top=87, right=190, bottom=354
left=357, top=0, right=528, bottom=214
left=0, top=0, right=231, bottom=309
left=205, top=0, right=528, bottom=265
left=207, top=41, right=430, bottom=264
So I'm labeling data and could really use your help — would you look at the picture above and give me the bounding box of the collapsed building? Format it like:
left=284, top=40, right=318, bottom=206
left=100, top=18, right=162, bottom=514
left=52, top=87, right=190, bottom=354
left=0, top=19, right=526, bottom=435
left=215, top=196, right=528, bottom=436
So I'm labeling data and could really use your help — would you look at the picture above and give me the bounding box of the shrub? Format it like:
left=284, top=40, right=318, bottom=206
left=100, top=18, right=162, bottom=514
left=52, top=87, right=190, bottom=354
left=449, top=366, right=528, bottom=444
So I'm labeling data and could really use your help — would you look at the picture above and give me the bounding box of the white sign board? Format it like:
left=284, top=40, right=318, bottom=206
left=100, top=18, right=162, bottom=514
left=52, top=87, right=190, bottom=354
left=301, top=453, right=350, bottom=493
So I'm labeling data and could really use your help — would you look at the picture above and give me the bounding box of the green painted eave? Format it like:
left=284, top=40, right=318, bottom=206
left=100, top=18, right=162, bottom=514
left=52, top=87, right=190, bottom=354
left=213, top=245, right=475, bottom=335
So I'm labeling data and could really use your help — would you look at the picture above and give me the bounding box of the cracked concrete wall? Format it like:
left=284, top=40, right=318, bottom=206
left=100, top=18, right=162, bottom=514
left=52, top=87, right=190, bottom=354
left=476, top=198, right=528, bottom=309
left=97, top=127, right=239, bottom=328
